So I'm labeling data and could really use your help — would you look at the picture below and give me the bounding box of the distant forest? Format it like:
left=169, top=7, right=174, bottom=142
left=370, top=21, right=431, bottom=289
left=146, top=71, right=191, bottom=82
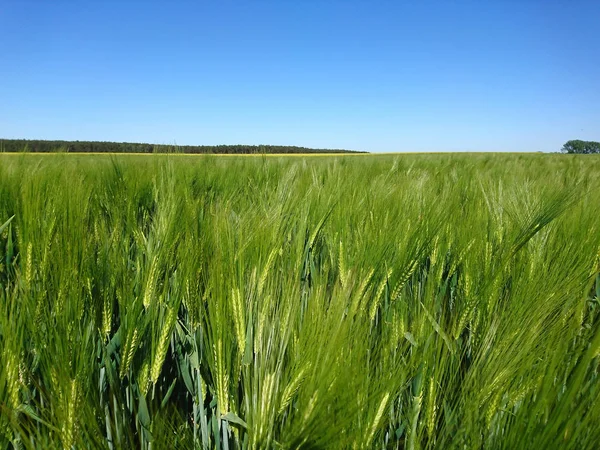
left=0, top=139, right=364, bottom=154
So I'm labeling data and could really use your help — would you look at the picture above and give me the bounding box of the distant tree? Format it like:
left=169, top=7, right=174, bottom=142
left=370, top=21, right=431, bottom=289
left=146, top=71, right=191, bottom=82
left=0, top=139, right=366, bottom=154
left=561, top=140, right=600, bottom=154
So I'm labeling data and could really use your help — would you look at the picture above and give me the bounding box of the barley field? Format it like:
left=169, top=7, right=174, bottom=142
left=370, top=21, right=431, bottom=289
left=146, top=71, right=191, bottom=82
left=1, top=153, right=600, bottom=449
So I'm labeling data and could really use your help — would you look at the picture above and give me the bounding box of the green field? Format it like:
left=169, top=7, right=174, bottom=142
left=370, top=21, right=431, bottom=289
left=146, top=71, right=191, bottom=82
left=1, top=153, right=600, bottom=449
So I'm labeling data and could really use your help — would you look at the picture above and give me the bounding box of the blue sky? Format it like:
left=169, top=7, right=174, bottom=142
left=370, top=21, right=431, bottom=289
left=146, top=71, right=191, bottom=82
left=1, top=1, right=598, bottom=152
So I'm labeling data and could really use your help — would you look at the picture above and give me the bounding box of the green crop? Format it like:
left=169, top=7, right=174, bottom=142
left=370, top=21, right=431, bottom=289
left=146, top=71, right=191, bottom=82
left=0, top=153, right=599, bottom=449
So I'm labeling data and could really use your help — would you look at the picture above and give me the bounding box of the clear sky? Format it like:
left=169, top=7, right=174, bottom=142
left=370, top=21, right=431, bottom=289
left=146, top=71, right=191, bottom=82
left=1, top=1, right=598, bottom=152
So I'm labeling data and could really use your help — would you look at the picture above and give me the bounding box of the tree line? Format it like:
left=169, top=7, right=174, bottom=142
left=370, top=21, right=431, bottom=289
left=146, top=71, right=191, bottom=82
left=561, top=140, right=600, bottom=154
left=0, top=139, right=364, bottom=154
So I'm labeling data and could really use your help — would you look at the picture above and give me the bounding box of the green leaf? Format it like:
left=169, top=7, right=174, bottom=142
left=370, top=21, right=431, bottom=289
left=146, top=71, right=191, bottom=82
left=105, top=328, right=122, bottom=356
left=212, top=414, right=221, bottom=448
left=396, top=424, right=405, bottom=439
left=0, top=215, right=14, bottom=235
left=161, top=378, right=178, bottom=409
left=189, top=348, right=200, bottom=370
left=179, top=357, right=195, bottom=395
left=5, top=223, right=13, bottom=267
left=404, top=332, right=418, bottom=347
left=17, top=405, right=57, bottom=431
left=138, top=393, right=151, bottom=428
left=221, top=412, right=248, bottom=429
left=412, top=364, right=424, bottom=394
